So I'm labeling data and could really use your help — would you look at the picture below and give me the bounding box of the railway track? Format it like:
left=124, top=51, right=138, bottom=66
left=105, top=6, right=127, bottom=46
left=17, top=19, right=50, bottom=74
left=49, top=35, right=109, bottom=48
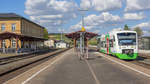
left=128, top=53, right=150, bottom=69
left=0, top=48, right=70, bottom=83
left=90, top=47, right=150, bottom=69
left=138, top=53, right=150, bottom=59
left=0, top=49, right=57, bottom=65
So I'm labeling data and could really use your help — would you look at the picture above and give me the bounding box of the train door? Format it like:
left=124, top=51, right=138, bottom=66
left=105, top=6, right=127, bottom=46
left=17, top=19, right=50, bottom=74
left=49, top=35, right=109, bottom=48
left=106, top=37, right=109, bottom=54
left=112, top=35, right=116, bottom=54
left=109, top=35, right=114, bottom=55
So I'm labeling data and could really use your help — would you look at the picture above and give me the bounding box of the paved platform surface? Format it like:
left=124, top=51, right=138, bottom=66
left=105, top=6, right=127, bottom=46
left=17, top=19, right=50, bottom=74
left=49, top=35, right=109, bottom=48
left=139, top=50, right=150, bottom=54
left=19, top=49, right=149, bottom=84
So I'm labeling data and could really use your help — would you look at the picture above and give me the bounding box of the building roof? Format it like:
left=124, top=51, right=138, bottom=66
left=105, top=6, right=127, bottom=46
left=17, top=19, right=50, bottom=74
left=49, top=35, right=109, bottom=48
left=0, top=13, right=22, bottom=18
left=65, top=31, right=98, bottom=40
left=0, top=13, right=44, bottom=29
left=0, top=32, right=46, bottom=41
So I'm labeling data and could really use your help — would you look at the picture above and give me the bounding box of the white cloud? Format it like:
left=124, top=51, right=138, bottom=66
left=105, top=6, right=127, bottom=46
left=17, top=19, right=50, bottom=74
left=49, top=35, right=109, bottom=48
left=70, top=12, right=122, bottom=32
left=143, top=31, right=150, bottom=34
left=111, top=28, right=122, bottom=32
left=25, top=0, right=78, bottom=33
left=101, top=12, right=121, bottom=22
left=125, top=0, right=150, bottom=11
left=123, top=12, right=146, bottom=20
left=133, top=21, right=150, bottom=28
left=93, top=29, right=100, bottom=33
left=80, top=0, right=122, bottom=11
left=80, top=0, right=91, bottom=9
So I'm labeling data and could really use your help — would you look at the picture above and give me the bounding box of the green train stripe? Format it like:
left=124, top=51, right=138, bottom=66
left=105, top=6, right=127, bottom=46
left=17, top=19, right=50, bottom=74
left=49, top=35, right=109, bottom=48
left=99, top=49, right=138, bottom=60
left=99, top=49, right=106, bottom=53
left=115, top=53, right=138, bottom=59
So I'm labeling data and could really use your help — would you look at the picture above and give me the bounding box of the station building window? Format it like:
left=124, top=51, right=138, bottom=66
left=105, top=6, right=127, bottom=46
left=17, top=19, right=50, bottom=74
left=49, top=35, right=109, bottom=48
left=12, top=24, right=16, bottom=32
left=2, top=40, right=6, bottom=48
left=12, top=39, right=16, bottom=48
left=1, top=24, right=5, bottom=31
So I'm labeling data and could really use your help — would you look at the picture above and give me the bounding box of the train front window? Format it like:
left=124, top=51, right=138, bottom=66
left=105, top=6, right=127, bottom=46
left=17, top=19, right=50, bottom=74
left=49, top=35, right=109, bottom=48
left=117, top=33, right=136, bottom=45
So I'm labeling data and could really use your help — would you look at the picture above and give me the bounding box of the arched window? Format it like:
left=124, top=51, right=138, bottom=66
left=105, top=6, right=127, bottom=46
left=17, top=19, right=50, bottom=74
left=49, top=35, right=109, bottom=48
left=1, top=24, right=5, bottom=31
left=12, top=24, right=16, bottom=32
left=12, top=39, right=16, bottom=48
left=2, top=40, right=6, bottom=48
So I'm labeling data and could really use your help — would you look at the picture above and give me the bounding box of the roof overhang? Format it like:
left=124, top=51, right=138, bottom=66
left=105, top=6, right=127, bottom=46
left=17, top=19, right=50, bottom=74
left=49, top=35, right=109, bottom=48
left=65, top=31, right=98, bottom=40
left=0, top=32, right=46, bottom=41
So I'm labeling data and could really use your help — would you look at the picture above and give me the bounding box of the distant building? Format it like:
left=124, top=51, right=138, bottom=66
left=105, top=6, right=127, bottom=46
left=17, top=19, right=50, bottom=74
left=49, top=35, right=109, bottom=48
left=0, top=13, right=45, bottom=53
left=140, top=33, right=150, bottom=50
left=44, top=39, right=55, bottom=48
left=55, top=40, right=69, bottom=48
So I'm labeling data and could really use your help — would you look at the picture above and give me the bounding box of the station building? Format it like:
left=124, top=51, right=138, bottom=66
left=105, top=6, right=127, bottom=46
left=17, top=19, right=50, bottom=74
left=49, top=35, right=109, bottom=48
left=0, top=13, right=45, bottom=52
left=141, top=33, right=150, bottom=50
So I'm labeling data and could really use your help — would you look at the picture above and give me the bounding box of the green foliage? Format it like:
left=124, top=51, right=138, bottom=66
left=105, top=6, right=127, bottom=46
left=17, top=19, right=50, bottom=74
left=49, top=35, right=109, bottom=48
left=48, top=33, right=97, bottom=45
left=48, top=33, right=71, bottom=43
left=88, top=37, right=97, bottom=45
left=44, top=28, right=49, bottom=39
left=124, top=24, right=130, bottom=30
left=133, top=27, right=143, bottom=37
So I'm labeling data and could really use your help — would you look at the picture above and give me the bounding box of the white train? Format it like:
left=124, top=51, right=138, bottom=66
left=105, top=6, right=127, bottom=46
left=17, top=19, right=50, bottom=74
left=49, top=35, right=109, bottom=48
left=97, top=30, right=138, bottom=60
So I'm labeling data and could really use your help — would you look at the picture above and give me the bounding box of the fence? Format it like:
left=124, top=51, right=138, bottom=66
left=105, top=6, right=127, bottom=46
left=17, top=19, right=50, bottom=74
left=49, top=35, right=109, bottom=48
left=141, top=42, right=150, bottom=50
left=139, top=37, right=150, bottom=50
left=0, top=48, right=16, bottom=53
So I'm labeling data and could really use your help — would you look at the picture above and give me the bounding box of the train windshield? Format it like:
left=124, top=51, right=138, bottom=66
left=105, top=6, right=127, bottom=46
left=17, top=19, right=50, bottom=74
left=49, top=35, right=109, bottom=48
left=117, top=33, right=136, bottom=45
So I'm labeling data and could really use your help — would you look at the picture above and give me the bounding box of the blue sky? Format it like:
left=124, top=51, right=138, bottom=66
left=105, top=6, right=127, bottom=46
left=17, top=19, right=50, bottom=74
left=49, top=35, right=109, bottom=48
left=0, top=0, right=27, bottom=17
left=0, top=0, right=150, bottom=34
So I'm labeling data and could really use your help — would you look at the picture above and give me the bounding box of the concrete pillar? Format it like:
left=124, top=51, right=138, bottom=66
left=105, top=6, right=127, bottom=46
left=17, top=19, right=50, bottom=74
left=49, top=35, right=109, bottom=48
left=22, top=39, right=25, bottom=48
left=73, top=39, right=76, bottom=52
left=28, top=40, right=30, bottom=48
left=0, top=39, right=1, bottom=48
left=35, top=40, right=37, bottom=50
left=9, top=39, right=11, bottom=48
left=2, top=39, right=6, bottom=53
left=6, top=39, right=9, bottom=48
left=74, top=39, right=77, bottom=48
left=86, top=38, right=89, bottom=59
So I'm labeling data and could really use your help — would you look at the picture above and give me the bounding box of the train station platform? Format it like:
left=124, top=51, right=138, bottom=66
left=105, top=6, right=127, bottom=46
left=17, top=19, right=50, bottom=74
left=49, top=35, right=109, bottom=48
left=139, top=50, right=150, bottom=54
left=4, top=49, right=150, bottom=84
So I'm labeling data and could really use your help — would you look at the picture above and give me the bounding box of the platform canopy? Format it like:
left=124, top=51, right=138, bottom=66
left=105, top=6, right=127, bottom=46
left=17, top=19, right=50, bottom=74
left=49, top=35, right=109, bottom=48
left=65, top=31, right=98, bottom=40
left=0, top=32, right=46, bottom=41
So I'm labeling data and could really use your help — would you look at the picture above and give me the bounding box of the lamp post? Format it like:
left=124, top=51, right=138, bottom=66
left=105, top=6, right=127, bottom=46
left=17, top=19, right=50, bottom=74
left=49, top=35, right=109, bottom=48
left=60, top=21, right=65, bottom=41
left=78, top=9, right=88, bottom=59
left=61, top=27, right=63, bottom=41
left=78, top=9, right=88, bottom=27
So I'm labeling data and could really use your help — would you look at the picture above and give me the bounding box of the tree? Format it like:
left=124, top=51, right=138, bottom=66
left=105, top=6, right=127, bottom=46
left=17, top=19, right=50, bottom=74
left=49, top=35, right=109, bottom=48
left=133, top=27, right=143, bottom=37
left=44, top=28, right=49, bottom=39
left=124, top=24, right=130, bottom=30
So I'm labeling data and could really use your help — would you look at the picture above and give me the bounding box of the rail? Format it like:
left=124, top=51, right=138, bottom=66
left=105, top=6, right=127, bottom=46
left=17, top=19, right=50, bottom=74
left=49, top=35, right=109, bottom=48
left=0, top=49, right=57, bottom=65
left=0, top=48, right=70, bottom=76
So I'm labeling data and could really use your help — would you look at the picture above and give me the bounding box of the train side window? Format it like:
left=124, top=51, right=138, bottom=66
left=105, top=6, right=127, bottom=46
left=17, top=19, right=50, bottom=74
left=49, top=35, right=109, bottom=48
left=101, top=41, right=104, bottom=47
left=105, top=42, right=106, bottom=48
left=101, top=41, right=102, bottom=47
left=113, top=36, right=115, bottom=41
left=109, top=40, right=113, bottom=47
left=112, top=40, right=113, bottom=47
